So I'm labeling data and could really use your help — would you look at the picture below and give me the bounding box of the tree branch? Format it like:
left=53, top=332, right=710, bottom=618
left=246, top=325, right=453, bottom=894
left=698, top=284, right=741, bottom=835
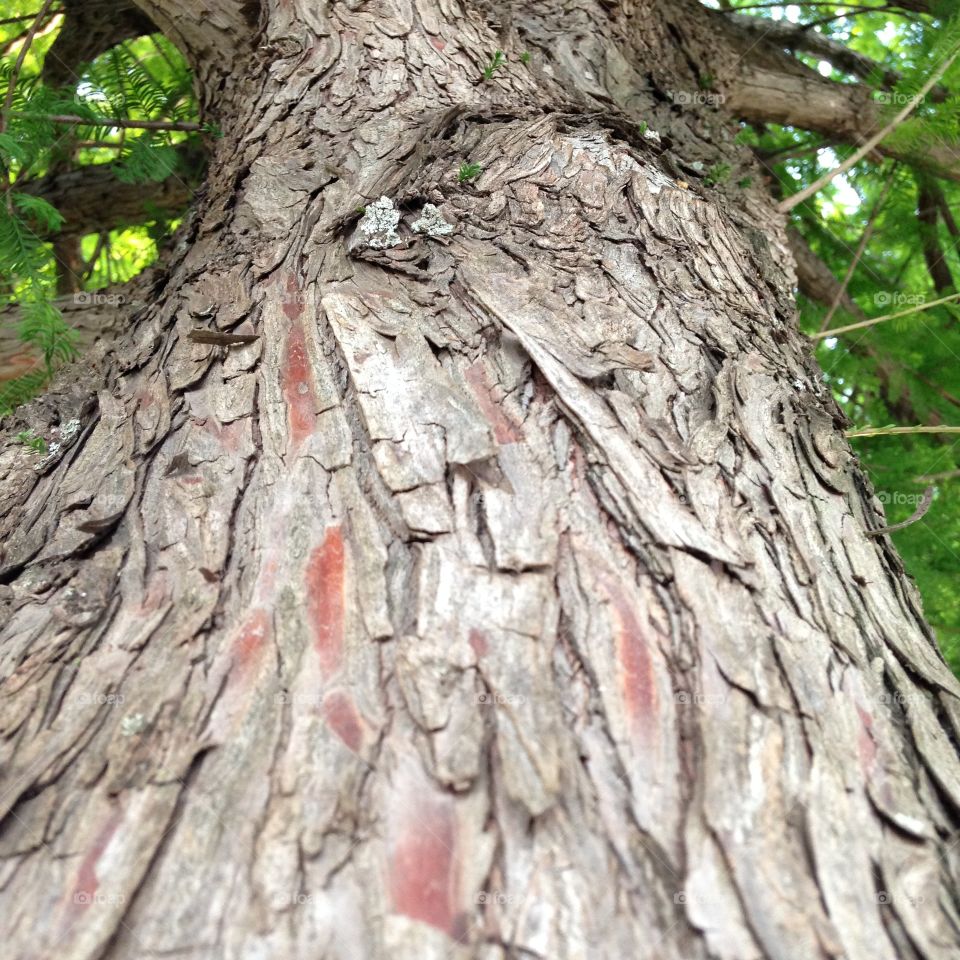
left=691, top=5, right=960, bottom=184
left=916, top=174, right=956, bottom=294
left=21, top=144, right=200, bottom=235
left=810, top=291, right=960, bottom=339
left=723, top=11, right=901, bottom=86
left=778, top=45, right=959, bottom=213
left=10, top=113, right=206, bottom=132
left=41, top=0, right=155, bottom=87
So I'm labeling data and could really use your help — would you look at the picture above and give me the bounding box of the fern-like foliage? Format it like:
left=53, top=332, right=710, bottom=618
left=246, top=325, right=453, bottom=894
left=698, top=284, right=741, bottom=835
left=0, top=30, right=199, bottom=416
left=878, top=11, right=960, bottom=153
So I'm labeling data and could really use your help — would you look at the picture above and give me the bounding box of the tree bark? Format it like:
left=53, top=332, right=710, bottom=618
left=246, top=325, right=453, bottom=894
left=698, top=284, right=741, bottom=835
left=3, top=2, right=960, bottom=959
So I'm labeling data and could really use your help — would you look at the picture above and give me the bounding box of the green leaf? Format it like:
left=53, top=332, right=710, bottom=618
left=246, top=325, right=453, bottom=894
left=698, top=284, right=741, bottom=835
left=12, top=193, right=64, bottom=232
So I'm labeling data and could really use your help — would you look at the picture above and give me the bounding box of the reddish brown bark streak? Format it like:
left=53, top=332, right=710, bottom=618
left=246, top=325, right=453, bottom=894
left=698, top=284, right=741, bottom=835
left=306, top=526, right=346, bottom=677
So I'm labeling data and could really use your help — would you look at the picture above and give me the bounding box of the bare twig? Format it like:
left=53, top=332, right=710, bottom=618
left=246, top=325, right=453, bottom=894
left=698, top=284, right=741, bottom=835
left=0, top=8, right=62, bottom=26
left=778, top=45, right=960, bottom=214
left=810, top=291, right=960, bottom=340
left=847, top=425, right=960, bottom=438
left=915, top=468, right=960, bottom=483
left=865, top=486, right=934, bottom=536
left=819, top=166, right=898, bottom=332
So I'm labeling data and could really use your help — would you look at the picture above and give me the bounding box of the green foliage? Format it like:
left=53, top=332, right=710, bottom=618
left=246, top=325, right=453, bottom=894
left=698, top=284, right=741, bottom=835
left=703, top=162, right=731, bottom=186
left=0, top=369, right=48, bottom=416
left=482, top=50, right=506, bottom=81
left=18, top=300, right=78, bottom=370
left=0, top=17, right=200, bottom=416
left=458, top=162, right=482, bottom=183
left=15, top=429, right=46, bottom=453
left=520, top=51, right=531, bottom=65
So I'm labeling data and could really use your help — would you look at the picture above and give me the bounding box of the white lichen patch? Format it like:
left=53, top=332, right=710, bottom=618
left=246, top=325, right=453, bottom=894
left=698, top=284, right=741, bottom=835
left=59, top=418, right=81, bottom=440
left=358, top=196, right=401, bottom=249
left=642, top=127, right=662, bottom=145
left=35, top=441, right=63, bottom=471
left=412, top=203, right=453, bottom=237
left=121, top=714, right=147, bottom=736
left=33, top=418, right=82, bottom=471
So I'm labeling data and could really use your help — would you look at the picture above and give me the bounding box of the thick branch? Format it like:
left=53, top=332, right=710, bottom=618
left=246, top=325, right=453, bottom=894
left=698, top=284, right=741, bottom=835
left=674, top=3, right=960, bottom=183
left=917, top=175, right=956, bottom=293
left=723, top=11, right=900, bottom=86
left=21, top=145, right=199, bottom=235
left=42, top=0, right=156, bottom=87
left=725, top=63, right=960, bottom=183
left=788, top=226, right=866, bottom=321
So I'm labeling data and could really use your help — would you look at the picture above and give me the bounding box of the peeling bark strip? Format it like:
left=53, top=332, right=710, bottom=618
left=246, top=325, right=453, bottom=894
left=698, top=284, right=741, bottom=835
left=2, top=1, right=960, bottom=959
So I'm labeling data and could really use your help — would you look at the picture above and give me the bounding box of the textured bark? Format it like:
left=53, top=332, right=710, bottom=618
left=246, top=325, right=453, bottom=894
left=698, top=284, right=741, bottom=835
left=3, top=2, right=960, bottom=959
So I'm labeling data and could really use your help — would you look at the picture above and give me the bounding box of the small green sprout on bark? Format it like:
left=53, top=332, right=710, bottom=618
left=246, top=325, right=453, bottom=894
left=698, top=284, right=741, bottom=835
left=519, top=51, right=531, bottom=65
left=482, top=50, right=506, bottom=80
left=458, top=162, right=482, bottom=183
left=698, top=72, right=715, bottom=91
left=703, top=162, right=731, bottom=187
left=738, top=177, right=753, bottom=189
left=637, top=121, right=648, bottom=136
left=16, top=430, right=47, bottom=454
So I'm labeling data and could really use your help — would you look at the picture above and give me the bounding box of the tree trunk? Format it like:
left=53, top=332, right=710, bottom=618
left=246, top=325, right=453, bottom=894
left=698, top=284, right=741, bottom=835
left=3, top=2, right=960, bottom=958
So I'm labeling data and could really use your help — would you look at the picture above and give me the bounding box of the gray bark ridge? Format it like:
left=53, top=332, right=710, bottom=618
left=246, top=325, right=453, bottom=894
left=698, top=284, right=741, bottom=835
left=1, top=1, right=960, bottom=959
